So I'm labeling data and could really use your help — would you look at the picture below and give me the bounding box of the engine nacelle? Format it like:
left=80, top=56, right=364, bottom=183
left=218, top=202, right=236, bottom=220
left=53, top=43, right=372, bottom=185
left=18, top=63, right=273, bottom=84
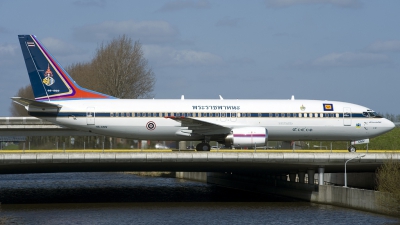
left=225, top=127, right=268, bottom=148
left=351, top=139, right=369, bottom=145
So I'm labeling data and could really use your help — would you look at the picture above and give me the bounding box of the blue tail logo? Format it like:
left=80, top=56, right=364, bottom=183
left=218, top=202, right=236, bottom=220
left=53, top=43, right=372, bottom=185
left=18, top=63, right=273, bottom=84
left=18, top=35, right=115, bottom=101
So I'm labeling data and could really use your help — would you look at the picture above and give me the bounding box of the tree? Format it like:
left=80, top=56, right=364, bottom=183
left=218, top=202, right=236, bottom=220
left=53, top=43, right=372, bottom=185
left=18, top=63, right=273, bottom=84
left=9, top=84, right=34, bottom=116
left=64, top=62, right=93, bottom=90
left=90, top=35, right=155, bottom=98
left=66, top=35, right=155, bottom=99
left=376, top=159, right=400, bottom=215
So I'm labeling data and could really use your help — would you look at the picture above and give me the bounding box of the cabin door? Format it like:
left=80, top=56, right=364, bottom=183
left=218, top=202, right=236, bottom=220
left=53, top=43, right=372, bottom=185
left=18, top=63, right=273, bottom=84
left=343, top=107, right=351, bottom=126
left=86, top=107, right=95, bottom=125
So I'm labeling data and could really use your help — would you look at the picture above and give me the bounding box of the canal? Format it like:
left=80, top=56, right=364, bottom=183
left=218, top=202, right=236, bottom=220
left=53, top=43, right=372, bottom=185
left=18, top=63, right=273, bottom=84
left=0, top=172, right=398, bottom=224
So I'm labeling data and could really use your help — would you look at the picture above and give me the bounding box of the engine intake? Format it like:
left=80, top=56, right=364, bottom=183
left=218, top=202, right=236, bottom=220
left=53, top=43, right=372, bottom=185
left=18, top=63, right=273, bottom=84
left=225, top=127, right=268, bottom=148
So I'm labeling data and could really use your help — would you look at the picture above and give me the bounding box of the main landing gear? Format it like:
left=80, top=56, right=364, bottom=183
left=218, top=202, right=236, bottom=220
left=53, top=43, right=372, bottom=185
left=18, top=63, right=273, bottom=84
left=348, top=145, right=356, bottom=152
left=196, top=142, right=211, bottom=151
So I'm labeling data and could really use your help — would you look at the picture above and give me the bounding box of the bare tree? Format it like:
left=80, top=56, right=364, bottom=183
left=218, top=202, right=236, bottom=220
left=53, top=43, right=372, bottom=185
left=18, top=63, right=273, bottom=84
left=9, top=84, right=34, bottom=116
left=65, top=62, right=93, bottom=89
left=90, top=35, right=155, bottom=99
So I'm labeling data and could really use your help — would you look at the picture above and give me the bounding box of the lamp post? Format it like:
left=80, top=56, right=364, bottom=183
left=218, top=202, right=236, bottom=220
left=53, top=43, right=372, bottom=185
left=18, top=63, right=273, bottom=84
left=344, top=154, right=366, bottom=187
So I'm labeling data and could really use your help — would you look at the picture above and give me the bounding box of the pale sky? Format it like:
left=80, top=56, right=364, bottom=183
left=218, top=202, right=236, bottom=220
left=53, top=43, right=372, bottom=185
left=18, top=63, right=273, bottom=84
left=0, top=0, right=399, bottom=116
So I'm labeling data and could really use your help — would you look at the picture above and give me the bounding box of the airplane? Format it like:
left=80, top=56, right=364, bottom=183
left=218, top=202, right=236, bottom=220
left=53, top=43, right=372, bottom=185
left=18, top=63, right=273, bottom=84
left=13, top=34, right=395, bottom=152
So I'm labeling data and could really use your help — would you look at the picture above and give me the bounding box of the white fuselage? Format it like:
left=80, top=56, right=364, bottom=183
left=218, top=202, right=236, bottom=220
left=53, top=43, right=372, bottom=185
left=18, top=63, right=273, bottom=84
left=33, top=99, right=395, bottom=142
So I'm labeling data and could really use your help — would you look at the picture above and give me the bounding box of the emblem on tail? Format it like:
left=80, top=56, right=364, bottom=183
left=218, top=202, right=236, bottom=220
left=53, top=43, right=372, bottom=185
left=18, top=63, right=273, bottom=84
left=43, top=64, right=55, bottom=86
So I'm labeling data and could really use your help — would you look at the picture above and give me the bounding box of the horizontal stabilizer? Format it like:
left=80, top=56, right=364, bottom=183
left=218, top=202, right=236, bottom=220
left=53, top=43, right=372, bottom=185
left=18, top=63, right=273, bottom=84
left=11, top=97, right=61, bottom=109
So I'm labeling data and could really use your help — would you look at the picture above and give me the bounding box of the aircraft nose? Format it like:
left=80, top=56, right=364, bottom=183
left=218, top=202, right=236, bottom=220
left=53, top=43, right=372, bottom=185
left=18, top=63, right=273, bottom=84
left=385, top=119, right=396, bottom=131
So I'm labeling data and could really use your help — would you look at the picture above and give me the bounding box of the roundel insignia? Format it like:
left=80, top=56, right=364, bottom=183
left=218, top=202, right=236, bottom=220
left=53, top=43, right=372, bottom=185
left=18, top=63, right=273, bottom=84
left=146, top=121, right=156, bottom=131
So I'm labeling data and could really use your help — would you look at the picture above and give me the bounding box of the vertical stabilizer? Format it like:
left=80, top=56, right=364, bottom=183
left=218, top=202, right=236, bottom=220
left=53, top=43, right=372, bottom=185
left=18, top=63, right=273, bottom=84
left=18, top=35, right=115, bottom=101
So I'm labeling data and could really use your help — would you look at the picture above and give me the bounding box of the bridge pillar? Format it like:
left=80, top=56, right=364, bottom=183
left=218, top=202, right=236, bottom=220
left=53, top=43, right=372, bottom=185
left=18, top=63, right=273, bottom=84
left=318, top=167, right=325, bottom=185
left=289, top=172, right=296, bottom=182
left=298, top=171, right=305, bottom=183
left=179, top=141, right=187, bottom=151
left=307, top=169, right=315, bottom=184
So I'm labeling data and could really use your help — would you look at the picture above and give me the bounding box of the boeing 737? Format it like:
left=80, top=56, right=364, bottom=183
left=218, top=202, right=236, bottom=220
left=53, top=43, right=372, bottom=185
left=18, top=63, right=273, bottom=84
left=13, top=35, right=395, bottom=152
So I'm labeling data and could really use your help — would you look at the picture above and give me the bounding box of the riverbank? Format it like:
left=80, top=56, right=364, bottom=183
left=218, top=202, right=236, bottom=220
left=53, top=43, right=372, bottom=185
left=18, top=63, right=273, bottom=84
left=176, top=172, right=400, bottom=217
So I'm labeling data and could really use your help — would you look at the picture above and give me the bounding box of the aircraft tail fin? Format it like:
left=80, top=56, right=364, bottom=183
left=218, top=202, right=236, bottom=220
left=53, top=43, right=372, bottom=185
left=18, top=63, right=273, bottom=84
left=18, top=35, right=115, bottom=101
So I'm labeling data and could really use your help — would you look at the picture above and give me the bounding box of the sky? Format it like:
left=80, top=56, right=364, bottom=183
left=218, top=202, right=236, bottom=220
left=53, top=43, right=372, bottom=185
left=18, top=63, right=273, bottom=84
left=0, top=0, right=399, bottom=116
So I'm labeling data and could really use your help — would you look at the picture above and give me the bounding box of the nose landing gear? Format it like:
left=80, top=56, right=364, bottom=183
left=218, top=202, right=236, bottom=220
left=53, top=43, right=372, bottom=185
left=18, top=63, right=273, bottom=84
left=348, top=145, right=356, bottom=152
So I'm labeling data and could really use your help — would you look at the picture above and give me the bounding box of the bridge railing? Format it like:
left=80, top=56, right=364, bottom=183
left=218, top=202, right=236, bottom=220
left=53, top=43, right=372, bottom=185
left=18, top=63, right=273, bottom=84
left=0, top=117, right=53, bottom=125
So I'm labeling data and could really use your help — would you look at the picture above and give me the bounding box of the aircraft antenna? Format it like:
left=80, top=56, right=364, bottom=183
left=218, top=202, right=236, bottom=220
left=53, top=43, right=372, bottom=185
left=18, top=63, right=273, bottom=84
left=219, top=95, right=223, bottom=100
left=291, top=95, right=295, bottom=100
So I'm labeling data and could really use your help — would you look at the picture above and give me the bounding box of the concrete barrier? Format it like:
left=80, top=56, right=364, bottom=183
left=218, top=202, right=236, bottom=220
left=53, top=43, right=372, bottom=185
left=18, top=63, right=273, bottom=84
left=181, top=171, right=399, bottom=217
left=314, top=185, right=398, bottom=216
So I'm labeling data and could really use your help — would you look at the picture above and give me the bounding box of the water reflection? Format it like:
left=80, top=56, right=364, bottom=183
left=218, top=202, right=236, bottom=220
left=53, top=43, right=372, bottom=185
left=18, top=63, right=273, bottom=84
left=0, top=172, right=398, bottom=225
left=0, top=172, right=292, bottom=203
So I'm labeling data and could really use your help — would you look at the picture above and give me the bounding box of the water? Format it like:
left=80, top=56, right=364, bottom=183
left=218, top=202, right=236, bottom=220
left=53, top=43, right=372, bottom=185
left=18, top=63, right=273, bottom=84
left=0, top=172, right=398, bottom=225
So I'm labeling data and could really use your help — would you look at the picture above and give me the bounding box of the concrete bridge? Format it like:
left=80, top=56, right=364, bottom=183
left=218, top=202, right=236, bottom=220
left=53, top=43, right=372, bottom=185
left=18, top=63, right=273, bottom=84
left=1, top=152, right=398, bottom=185
left=1, top=151, right=399, bottom=215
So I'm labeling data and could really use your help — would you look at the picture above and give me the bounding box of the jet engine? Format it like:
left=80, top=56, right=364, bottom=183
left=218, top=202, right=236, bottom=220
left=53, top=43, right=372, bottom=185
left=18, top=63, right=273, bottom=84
left=225, top=127, right=268, bottom=148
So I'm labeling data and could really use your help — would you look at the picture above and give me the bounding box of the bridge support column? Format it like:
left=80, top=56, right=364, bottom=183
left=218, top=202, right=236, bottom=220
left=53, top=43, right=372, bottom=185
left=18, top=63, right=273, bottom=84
left=179, top=141, right=187, bottom=151
left=307, top=169, right=315, bottom=184
left=318, top=167, right=325, bottom=185
left=289, top=172, right=296, bottom=182
left=298, top=171, right=305, bottom=183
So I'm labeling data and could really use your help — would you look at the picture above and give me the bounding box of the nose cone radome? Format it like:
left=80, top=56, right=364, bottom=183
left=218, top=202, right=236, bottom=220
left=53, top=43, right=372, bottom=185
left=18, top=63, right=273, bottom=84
left=384, top=119, right=396, bottom=132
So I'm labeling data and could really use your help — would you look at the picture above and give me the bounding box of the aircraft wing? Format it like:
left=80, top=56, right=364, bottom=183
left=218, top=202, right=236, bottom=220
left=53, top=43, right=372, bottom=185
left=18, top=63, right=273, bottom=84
left=165, top=116, right=231, bottom=136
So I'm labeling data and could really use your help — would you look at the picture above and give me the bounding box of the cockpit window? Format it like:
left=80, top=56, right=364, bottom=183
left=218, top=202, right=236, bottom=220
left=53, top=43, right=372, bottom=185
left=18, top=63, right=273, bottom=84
left=363, top=111, right=382, bottom=118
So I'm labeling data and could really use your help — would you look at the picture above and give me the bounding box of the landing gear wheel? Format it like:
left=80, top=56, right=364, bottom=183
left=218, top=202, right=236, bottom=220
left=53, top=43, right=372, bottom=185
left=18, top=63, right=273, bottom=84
left=202, top=143, right=211, bottom=151
left=348, top=145, right=356, bottom=152
left=196, top=143, right=211, bottom=151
